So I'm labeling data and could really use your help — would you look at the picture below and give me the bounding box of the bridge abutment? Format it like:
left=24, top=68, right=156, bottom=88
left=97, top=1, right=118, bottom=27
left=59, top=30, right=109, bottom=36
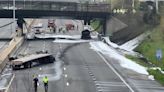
left=100, top=18, right=111, bottom=37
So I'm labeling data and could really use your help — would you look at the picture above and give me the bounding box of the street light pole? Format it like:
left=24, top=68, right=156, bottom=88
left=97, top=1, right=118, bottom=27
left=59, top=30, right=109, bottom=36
left=132, top=0, right=134, bottom=8
left=155, top=0, right=159, bottom=13
left=13, top=0, right=16, bottom=37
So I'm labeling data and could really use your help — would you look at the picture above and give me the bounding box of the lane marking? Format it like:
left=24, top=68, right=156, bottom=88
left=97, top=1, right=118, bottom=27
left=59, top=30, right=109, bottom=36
left=66, top=82, right=70, bottom=86
left=89, top=73, right=94, bottom=76
left=92, top=78, right=96, bottom=81
left=64, top=74, right=68, bottom=78
left=96, top=84, right=127, bottom=87
left=95, top=81, right=125, bottom=85
left=98, top=89, right=125, bottom=92
left=96, top=52, right=135, bottom=92
left=63, top=67, right=66, bottom=71
left=5, top=74, right=15, bottom=92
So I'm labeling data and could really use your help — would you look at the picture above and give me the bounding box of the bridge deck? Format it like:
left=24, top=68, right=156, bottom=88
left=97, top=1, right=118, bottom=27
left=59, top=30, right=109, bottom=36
left=0, top=1, right=111, bottom=12
left=0, top=1, right=111, bottom=19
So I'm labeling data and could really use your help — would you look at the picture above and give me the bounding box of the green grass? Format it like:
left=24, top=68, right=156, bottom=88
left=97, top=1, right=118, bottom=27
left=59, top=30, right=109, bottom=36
left=91, top=20, right=101, bottom=32
left=148, top=69, right=164, bottom=86
left=135, top=26, right=164, bottom=69
left=132, top=16, right=164, bottom=85
left=126, top=55, right=152, bottom=67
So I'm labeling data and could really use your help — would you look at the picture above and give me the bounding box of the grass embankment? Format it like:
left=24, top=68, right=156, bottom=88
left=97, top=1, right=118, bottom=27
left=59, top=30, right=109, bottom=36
left=127, top=16, right=164, bottom=85
left=91, top=20, right=101, bottom=32
left=148, top=69, right=164, bottom=85
left=135, top=17, right=164, bottom=69
left=126, top=55, right=151, bottom=67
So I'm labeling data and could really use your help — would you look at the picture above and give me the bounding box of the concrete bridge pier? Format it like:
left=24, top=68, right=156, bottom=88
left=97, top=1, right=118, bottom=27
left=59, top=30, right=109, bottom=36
left=84, top=19, right=91, bottom=25
left=101, top=18, right=111, bottom=37
left=17, top=17, right=26, bottom=36
left=102, top=19, right=107, bottom=36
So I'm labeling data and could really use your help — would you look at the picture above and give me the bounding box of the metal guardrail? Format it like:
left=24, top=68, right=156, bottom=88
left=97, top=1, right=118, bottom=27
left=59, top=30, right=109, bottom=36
left=0, top=1, right=111, bottom=12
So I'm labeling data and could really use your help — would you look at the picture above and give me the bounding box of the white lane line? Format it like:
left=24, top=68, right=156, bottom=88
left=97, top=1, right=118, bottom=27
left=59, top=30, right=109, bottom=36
left=138, top=86, right=164, bottom=89
left=95, top=81, right=125, bottom=85
left=93, top=78, right=96, bottom=81
left=96, top=52, right=135, bottom=92
left=64, top=74, right=68, bottom=78
left=43, top=40, right=46, bottom=51
left=96, top=84, right=127, bottom=87
left=89, top=73, right=94, bottom=76
left=63, top=67, right=66, bottom=71
left=98, top=89, right=125, bottom=92
left=5, top=74, right=15, bottom=92
left=66, top=82, right=70, bottom=86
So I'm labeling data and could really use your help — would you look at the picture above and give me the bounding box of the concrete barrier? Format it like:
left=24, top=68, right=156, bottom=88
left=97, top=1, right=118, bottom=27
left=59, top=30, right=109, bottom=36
left=0, top=19, right=35, bottom=92
left=4, top=74, right=15, bottom=92
left=0, top=37, right=24, bottom=73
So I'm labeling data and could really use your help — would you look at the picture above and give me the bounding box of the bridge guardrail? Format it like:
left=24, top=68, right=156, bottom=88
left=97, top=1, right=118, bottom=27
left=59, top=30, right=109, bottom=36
left=0, top=1, right=111, bottom=13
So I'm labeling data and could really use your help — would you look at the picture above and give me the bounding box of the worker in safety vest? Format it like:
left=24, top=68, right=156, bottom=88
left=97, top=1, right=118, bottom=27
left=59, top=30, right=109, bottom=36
left=43, top=76, right=48, bottom=92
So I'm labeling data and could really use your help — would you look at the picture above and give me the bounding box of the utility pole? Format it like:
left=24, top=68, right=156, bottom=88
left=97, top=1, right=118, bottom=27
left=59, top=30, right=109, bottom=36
left=13, top=0, right=16, bottom=38
left=132, top=0, right=134, bottom=8
left=155, top=0, right=159, bottom=13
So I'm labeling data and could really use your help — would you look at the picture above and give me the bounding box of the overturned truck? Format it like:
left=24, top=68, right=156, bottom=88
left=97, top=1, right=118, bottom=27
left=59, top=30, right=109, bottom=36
left=11, top=53, right=55, bottom=70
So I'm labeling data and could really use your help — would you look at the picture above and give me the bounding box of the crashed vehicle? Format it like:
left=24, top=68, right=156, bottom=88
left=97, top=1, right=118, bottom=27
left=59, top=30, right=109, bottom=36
left=11, top=53, right=55, bottom=70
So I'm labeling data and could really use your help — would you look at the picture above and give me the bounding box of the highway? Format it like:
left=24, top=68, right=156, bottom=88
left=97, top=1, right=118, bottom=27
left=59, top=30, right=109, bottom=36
left=0, top=17, right=163, bottom=92
left=6, top=18, right=133, bottom=92
left=12, top=40, right=131, bottom=92
left=61, top=43, right=131, bottom=92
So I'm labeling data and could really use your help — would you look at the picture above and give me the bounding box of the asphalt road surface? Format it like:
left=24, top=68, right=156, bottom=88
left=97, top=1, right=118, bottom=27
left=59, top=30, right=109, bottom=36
left=9, top=17, right=132, bottom=92
left=11, top=38, right=133, bottom=92
left=61, top=43, right=131, bottom=92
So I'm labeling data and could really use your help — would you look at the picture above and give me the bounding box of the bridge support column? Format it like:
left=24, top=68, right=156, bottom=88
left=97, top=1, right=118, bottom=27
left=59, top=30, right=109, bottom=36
left=17, top=17, right=25, bottom=36
left=84, top=19, right=91, bottom=25
left=101, top=18, right=107, bottom=36
left=101, top=18, right=111, bottom=37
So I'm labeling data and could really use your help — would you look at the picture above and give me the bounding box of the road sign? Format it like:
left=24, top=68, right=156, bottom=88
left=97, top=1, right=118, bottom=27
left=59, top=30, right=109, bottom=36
left=156, top=49, right=162, bottom=61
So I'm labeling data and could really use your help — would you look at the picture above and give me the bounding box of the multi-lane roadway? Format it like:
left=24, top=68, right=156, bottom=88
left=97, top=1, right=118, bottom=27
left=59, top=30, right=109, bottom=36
left=0, top=18, right=164, bottom=92
left=8, top=18, right=132, bottom=92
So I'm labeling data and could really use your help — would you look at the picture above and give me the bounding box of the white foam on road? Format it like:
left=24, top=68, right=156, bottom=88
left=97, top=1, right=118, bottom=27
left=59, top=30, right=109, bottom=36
left=150, top=67, right=164, bottom=74
left=0, top=77, right=7, bottom=88
left=53, top=39, right=92, bottom=43
left=89, top=41, right=148, bottom=75
left=120, top=33, right=150, bottom=51
left=102, top=33, right=150, bottom=56
left=35, top=34, right=80, bottom=39
left=102, top=37, right=119, bottom=48
left=102, top=32, right=149, bottom=52
left=38, top=53, right=63, bottom=81
left=38, top=62, right=62, bottom=81
left=35, top=33, right=98, bottom=40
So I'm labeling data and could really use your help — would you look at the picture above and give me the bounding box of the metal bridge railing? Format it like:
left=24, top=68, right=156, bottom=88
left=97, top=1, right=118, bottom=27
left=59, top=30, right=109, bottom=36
left=0, top=1, right=111, bottom=13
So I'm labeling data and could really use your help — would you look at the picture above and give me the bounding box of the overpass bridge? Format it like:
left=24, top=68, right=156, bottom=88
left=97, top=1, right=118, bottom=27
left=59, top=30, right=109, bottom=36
left=0, top=0, right=111, bottom=35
